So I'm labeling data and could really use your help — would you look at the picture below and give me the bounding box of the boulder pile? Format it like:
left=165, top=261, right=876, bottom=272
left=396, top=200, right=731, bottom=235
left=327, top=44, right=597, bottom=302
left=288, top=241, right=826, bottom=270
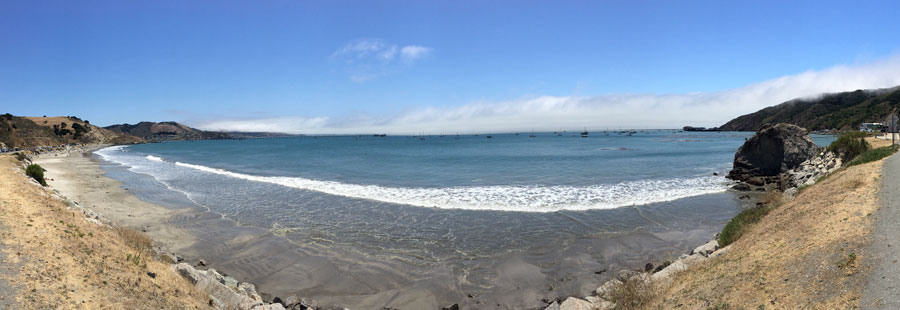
left=175, top=263, right=330, bottom=310
left=784, top=150, right=841, bottom=187
left=544, top=238, right=725, bottom=310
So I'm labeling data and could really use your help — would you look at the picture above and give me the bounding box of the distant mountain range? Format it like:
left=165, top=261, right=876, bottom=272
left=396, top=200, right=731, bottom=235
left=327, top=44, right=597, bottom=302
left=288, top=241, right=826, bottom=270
left=104, top=121, right=230, bottom=141
left=720, top=86, right=900, bottom=131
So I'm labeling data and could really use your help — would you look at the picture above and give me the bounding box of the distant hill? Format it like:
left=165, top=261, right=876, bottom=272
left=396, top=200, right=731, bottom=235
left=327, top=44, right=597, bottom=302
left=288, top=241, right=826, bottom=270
left=104, top=121, right=230, bottom=141
left=719, top=86, right=900, bottom=131
left=0, top=114, right=142, bottom=149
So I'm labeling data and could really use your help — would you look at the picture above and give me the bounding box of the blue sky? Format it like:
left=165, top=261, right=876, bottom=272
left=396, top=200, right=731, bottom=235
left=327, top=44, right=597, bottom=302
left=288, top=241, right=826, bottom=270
left=3, top=0, right=900, bottom=133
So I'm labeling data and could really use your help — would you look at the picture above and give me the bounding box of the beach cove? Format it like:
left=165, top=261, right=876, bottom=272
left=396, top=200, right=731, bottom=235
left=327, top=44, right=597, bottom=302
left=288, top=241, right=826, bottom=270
left=30, top=132, right=782, bottom=309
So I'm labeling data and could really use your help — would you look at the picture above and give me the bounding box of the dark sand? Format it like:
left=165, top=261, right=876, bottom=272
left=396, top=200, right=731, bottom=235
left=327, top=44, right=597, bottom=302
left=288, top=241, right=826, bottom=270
left=36, top=149, right=751, bottom=309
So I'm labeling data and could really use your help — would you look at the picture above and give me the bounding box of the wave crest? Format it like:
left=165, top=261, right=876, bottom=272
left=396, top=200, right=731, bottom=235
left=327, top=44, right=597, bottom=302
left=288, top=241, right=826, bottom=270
left=173, top=161, right=726, bottom=212
left=97, top=146, right=729, bottom=212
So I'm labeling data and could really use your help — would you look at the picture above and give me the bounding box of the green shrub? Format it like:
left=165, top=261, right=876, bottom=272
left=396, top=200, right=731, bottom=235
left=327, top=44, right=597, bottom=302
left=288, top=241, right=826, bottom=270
left=25, top=164, right=47, bottom=186
left=827, top=131, right=871, bottom=162
left=847, top=145, right=898, bottom=166
left=718, top=204, right=773, bottom=247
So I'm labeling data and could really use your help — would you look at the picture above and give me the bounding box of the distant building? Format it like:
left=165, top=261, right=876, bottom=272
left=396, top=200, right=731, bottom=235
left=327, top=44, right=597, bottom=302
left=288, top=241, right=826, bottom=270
left=860, top=122, right=883, bottom=132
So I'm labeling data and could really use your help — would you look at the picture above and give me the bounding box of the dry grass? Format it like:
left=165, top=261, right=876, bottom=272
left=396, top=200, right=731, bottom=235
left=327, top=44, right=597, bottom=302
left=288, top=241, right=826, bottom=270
left=649, top=157, right=884, bottom=309
left=113, top=226, right=154, bottom=255
left=607, top=276, right=657, bottom=310
left=24, top=116, right=88, bottom=129
left=0, top=155, right=210, bottom=309
left=866, top=136, right=894, bottom=149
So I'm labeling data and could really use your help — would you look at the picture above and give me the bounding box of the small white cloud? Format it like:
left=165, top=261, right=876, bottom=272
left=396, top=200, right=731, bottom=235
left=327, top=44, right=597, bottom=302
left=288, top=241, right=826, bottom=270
left=331, top=39, right=432, bottom=82
left=199, top=55, right=900, bottom=134
left=400, top=45, right=431, bottom=62
left=331, top=39, right=388, bottom=60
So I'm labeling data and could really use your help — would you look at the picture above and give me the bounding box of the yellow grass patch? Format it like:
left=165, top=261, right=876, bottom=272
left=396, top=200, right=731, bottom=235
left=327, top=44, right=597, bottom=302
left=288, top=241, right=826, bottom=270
left=650, top=157, right=883, bottom=309
left=0, top=156, right=209, bottom=309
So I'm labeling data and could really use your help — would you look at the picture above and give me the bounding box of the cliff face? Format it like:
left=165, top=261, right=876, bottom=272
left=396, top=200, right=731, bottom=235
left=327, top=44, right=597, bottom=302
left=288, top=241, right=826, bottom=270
left=0, top=114, right=142, bottom=148
left=719, top=86, right=900, bottom=131
left=105, top=121, right=229, bottom=141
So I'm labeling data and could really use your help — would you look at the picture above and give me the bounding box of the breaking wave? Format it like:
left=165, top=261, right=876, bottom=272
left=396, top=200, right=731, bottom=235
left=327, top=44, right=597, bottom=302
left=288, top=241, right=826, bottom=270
left=97, top=146, right=729, bottom=212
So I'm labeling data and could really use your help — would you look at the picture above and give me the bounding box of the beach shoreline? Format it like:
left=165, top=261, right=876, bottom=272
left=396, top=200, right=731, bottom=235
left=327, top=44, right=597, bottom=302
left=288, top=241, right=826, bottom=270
left=33, top=145, right=751, bottom=309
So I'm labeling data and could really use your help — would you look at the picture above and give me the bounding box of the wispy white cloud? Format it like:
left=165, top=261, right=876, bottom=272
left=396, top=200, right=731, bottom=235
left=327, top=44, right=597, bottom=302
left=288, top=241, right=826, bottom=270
left=331, top=38, right=432, bottom=82
left=400, top=45, right=431, bottom=62
left=199, top=55, right=900, bottom=134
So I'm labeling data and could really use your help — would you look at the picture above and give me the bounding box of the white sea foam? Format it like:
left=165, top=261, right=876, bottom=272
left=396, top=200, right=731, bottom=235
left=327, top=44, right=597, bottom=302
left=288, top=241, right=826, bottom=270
left=172, top=161, right=727, bottom=212
left=96, top=146, right=729, bottom=212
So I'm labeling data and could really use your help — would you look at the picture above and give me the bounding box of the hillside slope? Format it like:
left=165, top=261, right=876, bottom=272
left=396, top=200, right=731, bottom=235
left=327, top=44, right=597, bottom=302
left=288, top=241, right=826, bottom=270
left=105, top=121, right=229, bottom=141
left=651, top=147, right=885, bottom=309
left=0, top=114, right=141, bottom=148
left=0, top=155, right=210, bottom=308
left=720, top=86, right=900, bottom=131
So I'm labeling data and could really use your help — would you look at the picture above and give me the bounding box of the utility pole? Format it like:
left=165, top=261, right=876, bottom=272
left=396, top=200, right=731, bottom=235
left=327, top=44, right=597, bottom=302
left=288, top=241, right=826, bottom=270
left=889, top=109, right=898, bottom=147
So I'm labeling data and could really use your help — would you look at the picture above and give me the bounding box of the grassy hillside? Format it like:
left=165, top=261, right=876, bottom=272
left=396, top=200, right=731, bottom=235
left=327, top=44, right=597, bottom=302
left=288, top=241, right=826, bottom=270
left=0, top=156, right=209, bottom=308
left=650, top=145, right=885, bottom=309
left=0, top=114, right=142, bottom=148
left=719, top=86, right=900, bottom=131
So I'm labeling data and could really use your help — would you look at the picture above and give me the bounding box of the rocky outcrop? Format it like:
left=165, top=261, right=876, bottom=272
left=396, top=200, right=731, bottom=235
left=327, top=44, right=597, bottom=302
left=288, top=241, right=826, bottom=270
left=727, top=123, right=821, bottom=189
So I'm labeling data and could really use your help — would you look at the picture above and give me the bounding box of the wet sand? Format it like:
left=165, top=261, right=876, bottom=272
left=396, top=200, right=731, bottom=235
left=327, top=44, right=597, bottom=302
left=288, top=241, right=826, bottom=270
left=35, top=148, right=749, bottom=309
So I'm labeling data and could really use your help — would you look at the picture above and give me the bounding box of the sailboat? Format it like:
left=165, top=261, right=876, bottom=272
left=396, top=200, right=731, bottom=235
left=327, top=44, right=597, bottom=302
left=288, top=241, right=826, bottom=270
left=529, top=129, right=536, bottom=138
left=580, top=127, right=589, bottom=138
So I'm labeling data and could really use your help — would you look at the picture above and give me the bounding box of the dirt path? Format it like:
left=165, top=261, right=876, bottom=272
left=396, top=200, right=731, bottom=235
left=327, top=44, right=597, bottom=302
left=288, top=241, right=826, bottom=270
left=862, top=152, right=900, bottom=309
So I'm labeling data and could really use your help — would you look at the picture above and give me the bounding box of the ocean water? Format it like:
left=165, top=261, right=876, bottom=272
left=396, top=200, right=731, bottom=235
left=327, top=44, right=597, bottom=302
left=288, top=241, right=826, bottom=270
left=94, top=131, right=836, bottom=306
left=102, top=131, right=755, bottom=211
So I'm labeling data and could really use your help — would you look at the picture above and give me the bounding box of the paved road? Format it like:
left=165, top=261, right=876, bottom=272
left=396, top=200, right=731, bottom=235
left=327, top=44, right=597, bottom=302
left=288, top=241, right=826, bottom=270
left=863, top=152, right=900, bottom=309
left=0, top=223, right=16, bottom=309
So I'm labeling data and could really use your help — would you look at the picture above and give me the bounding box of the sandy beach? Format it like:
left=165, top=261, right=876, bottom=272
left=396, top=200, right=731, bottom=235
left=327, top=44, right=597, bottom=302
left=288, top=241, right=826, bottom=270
left=35, top=148, right=197, bottom=252
left=30, top=145, right=745, bottom=310
left=35, top=147, right=460, bottom=309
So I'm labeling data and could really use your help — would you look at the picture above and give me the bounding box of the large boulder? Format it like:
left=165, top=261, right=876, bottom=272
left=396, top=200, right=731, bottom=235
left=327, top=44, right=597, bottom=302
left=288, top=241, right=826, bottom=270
left=727, top=123, right=820, bottom=184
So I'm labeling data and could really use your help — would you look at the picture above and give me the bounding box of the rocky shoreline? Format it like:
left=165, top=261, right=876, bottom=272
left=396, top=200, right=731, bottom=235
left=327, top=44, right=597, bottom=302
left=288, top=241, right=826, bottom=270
left=541, top=123, right=843, bottom=310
